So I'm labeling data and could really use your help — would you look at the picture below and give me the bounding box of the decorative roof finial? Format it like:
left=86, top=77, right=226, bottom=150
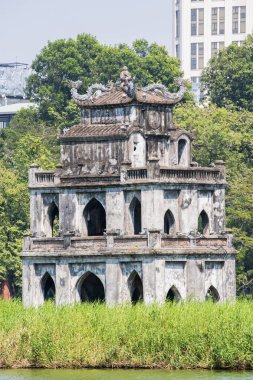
left=120, top=66, right=135, bottom=97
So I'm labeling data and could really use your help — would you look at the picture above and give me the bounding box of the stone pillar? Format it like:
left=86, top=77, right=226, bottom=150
left=143, top=259, right=156, bottom=304
left=223, top=257, right=236, bottom=301
left=213, top=188, right=226, bottom=234
left=178, top=189, right=198, bottom=234
left=55, top=262, right=71, bottom=306
left=22, top=261, right=36, bottom=307
left=28, top=163, right=40, bottom=187
left=147, top=158, right=160, bottom=180
left=120, top=161, right=131, bottom=182
left=60, top=193, right=77, bottom=234
left=106, top=191, right=124, bottom=233
left=155, top=258, right=165, bottom=303
left=142, top=189, right=164, bottom=231
left=105, top=261, right=121, bottom=305
left=186, top=259, right=205, bottom=301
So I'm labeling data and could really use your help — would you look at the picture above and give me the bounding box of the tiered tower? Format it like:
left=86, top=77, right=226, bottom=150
left=21, top=68, right=236, bottom=306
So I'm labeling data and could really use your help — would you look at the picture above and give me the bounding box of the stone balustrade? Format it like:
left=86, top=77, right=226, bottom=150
left=23, top=233, right=231, bottom=254
left=35, top=172, right=55, bottom=184
left=29, top=163, right=225, bottom=187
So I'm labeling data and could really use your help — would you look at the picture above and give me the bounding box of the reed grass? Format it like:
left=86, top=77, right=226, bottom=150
left=0, top=300, right=253, bottom=369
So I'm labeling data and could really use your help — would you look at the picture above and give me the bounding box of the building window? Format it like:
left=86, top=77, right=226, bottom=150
left=233, top=6, right=246, bottom=34
left=176, top=10, right=180, bottom=38
left=176, top=44, right=180, bottom=58
left=191, top=43, right=204, bottom=70
left=211, top=41, right=225, bottom=56
left=212, top=7, right=225, bottom=35
left=191, top=8, right=204, bottom=36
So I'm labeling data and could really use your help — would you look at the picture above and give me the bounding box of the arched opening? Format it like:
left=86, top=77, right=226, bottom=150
left=78, top=272, right=105, bottom=302
left=206, top=286, right=220, bottom=302
left=164, top=209, right=176, bottom=235
left=128, top=271, right=143, bottom=304
left=178, top=139, right=187, bottom=165
left=166, top=286, right=181, bottom=302
left=198, top=210, right=209, bottom=235
left=48, top=201, right=59, bottom=237
left=84, top=198, right=106, bottom=236
left=41, top=273, right=55, bottom=301
left=130, top=197, right=142, bottom=235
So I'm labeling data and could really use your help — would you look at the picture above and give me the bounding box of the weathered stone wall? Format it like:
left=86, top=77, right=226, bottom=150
left=22, top=255, right=236, bottom=307
left=30, top=184, right=226, bottom=238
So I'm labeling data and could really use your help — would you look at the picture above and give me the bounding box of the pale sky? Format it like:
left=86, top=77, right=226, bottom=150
left=1, top=0, right=170, bottom=65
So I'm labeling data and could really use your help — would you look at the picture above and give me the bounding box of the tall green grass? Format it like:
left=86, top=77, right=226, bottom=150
left=0, top=300, right=253, bottom=369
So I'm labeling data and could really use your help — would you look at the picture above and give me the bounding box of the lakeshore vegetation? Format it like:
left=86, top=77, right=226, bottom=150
left=1, top=299, right=253, bottom=370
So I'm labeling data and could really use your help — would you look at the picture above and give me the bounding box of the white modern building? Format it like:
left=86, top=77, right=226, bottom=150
left=169, top=0, right=253, bottom=100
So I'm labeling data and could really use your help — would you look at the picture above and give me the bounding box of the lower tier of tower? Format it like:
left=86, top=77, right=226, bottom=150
left=21, top=252, right=236, bottom=307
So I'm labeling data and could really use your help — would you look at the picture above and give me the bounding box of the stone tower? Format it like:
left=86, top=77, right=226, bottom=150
left=21, top=69, right=236, bottom=306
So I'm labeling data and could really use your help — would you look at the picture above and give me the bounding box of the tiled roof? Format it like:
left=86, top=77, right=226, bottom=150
left=74, top=86, right=184, bottom=108
left=60, top=124, right=127, bottom=140
left=75, top=87, right=132, bottom=107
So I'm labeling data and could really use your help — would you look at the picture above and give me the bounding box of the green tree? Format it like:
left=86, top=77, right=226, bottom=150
left=0, top=163, right=29, bottom=295
left=26, top=34, right=184, bottom=125
left=0, top=107, right=59, bottom=181
left=201, top=34, right=253, bottom=111
left=174, top=104, right=253, bottom=294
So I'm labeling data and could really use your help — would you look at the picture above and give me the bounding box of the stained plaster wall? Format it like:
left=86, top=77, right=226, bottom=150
left=22, top=255, right=236, bottom=307
left=30, top=185, right=225, bottom=238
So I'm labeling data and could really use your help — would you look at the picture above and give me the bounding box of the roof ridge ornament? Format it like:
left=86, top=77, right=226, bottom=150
left=120, top=66, right=135, bottom=98
left=67, top=80, right=110, bottom=102
left=143, top=78, right=187, bottom=101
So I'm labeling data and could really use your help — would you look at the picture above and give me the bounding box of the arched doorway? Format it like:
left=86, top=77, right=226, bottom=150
left=78, top=272, right=105, bottom=302
left=206, top=286, right=220, bottom=302
left=84, top=199, right=106, bottom=236
left=48, top=201, right=59, bottom=237
left=41, top=273, right=55, bottom=301
left=166, top=286, right=181, bottom=302
left=164, top=209, right=176, bottom=234
left=130, top=197, right=142, bottom=235
left=198, top=210, right=209, bottom=235
left=128, top=271, right=143, bottom=304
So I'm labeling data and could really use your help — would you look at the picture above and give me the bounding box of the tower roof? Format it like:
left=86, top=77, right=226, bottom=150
left=67, top=67, right=187, bottom=108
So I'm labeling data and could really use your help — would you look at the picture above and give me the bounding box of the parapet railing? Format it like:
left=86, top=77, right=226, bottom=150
left=159, top=168, right=222, bottom=181
left=29, top=164, right=225, bottom=187
left=23, top=233, right=232, bottom=253
left=127, top=168, right=147, bottom=180
left=35, top=172, right=55, bottom=184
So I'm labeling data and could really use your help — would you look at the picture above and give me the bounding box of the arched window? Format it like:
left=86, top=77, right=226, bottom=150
left=198, top=210, right=209, bottom=235
left=78, top=272, right=105, bottom=302
left=178, top=139, right=187, bottom=165
left=41, top=273, right=55, bottom=301
left=128, top=271, right=143, bottom=304
left=84, top=198, right=106, bottom=236
left=164, top=209, right=176, bottom=235
left=48, top=201, right=59, bottom=237
left=130, top=197, right=142, bottom=235
left=206, top=286, right=220, bottom=302
left=166, top=286, right=181, bottom=302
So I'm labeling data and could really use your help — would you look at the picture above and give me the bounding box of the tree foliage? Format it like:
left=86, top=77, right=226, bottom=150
left=201, top=35, right=253, bottom=111
left=0, top=163, right=29, bottom=295
left=26, top=34, right=184, bottom=125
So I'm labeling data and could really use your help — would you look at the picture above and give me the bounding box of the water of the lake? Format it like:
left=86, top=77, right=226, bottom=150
left=0, top=369, right=252, bottom=380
